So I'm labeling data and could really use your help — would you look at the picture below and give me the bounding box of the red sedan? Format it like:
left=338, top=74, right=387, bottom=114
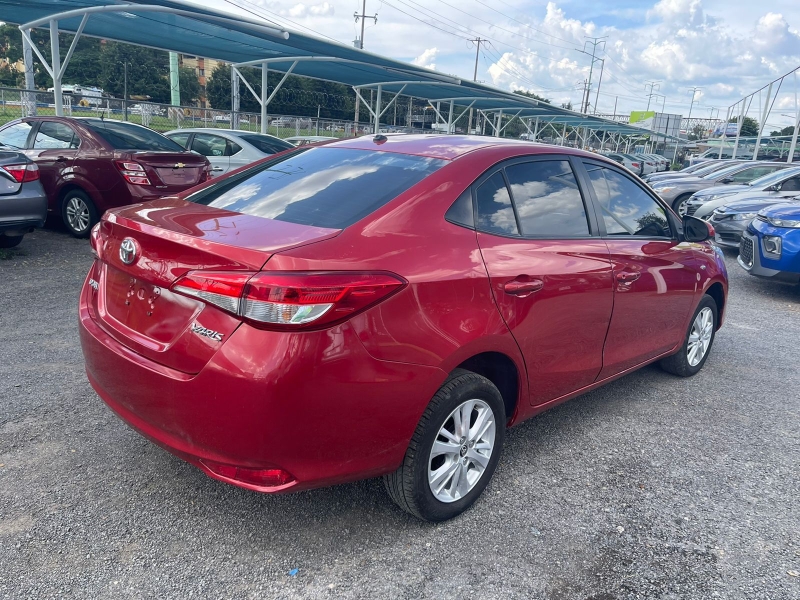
left=0, top=117, right=211, bottom=237
left=79, top=135, right=728, bottom=521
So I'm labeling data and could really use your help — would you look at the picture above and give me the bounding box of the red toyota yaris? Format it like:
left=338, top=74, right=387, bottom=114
left=79, top=135, right=728, bottom=521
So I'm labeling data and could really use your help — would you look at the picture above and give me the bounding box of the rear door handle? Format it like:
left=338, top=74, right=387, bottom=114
left=212, top=166, right=225, bottom=171
left=503, top=278, right=544, bottom=297
left=615, top=271, right=641, bottom=283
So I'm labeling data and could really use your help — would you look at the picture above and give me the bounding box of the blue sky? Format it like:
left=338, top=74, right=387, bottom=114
left=203, top=0, right=800, bottom=129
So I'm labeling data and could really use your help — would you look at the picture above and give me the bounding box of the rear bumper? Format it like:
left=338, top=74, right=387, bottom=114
left=78, top=275, right=446, bottom=493
left=0, top=183, right=47, bottom=233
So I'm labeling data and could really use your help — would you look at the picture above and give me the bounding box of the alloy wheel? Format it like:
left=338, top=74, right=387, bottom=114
left=65, top=196, right=90, bottom=234
left=687, top=307, right=714, bottom=366
left=676, top=197, right=690, bottom=217
left=428, top=399, right=496, bottom=503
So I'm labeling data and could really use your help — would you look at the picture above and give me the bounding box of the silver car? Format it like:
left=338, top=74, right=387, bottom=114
left=685, top=166, right=800, bottom=219
left=164, top=129, right=294, bottom=176
left=0, top=150, right=47, bottom=248
left=650, top=161, right=791, bottom=216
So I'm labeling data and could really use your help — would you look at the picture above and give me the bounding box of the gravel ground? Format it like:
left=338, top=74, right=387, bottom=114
left=1, top=228, right=799, bottom=600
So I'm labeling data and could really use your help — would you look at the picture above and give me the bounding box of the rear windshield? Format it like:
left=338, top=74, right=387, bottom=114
left=238, top=134, right=293, bottom=154
left=82, top=120, right=184, bottom=151
left=187, top=147, right=446, bottom=229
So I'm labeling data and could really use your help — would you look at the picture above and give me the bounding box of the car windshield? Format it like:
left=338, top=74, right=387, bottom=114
left=81, top=120, right=184, bottom=151
left=747, top=167, right=800, bottom=188
left=186, top=147, right=446, bottom=229
left=699, top=162, right=747, bottom=179
left=238, top=134, right=294, bottom=154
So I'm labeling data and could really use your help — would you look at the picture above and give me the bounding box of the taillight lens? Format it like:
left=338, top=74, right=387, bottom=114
left=172, top=271, right=406, bottom=329
left=89, top=222, right=104, bottom=258
left=114, top=160, right=151, bottom=186
left=2, top=163, right=39, bottom=183
left=632, top=162, right=640, bottom=168
left=200, top=163, right=212, bottom=181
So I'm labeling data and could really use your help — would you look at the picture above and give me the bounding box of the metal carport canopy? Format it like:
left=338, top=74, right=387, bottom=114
left=3, top=0, right=662, bottom=138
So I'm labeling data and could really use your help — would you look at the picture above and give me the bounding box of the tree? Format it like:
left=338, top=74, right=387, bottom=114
left=513, top=89, right=551, bottom=104
left=561, top=101, right=573, bottom=111
left=687, top=124, right=705, bottom=141
left=178, top=66, right=200, bottom=105
left=770, top=125, right=796, bottom=137
left=206, top=63, right=232, bottom=110
left=729, top=116, right=759, bottom=137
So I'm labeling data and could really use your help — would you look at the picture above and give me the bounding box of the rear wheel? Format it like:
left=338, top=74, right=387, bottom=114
left=660, top=295, right=718, bottom=377
left=383, top=369, right=505, bottom=522
left=62, top=189, right=97, bottom=238
left=0, top=234, right=23, bottom=248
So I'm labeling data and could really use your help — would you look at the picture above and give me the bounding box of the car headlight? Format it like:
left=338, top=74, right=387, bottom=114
left=732, top=212, right=758, bottom=221
left=763, top=235, right=782, bottom=255
left=765, top=217, right=800, bottom=228
left=654, top=186, right=674, bottom=194
left=706, top=192, right=737, bottom=202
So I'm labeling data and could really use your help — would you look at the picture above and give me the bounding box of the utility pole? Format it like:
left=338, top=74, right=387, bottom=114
left=686, top=86, right=701, bottom=139
left=353, top=1, right=377, bottom=130
left=354, top=1, right=377, bottom=50
left=468, top=38, right=483, bottom=134
left=581, top=36, right=606, bottom=113
left=645, top=80, right=661, bottom=112
left=592, top=59, right=604, bottom=114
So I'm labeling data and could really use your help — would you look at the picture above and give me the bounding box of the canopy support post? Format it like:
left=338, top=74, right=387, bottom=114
left=753, top=82, right=773, bottom=160
left=374, top=85, right=382, bottom=134
left=261, top=64, right=268, bottom=134
left=788, top=72, right=799, bottom=164
left=49, top=20, right=63, bottom=116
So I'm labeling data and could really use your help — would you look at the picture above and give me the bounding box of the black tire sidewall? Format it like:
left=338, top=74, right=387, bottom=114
left=0, top=234, right=23, bottom=249
left=409, top=375, right=506, bottom=522
left=680, top=295, right=718, bottom=375
left=61, top=190, right=96, bottom=238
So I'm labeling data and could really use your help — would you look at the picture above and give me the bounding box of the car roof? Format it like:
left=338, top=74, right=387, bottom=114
left=324, top=134, right=599, bottom=161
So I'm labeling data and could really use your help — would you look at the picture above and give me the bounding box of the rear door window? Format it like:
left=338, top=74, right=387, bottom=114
left=504, top=160, right=589, bottom=237
left=0, top=122, right=33, bottom=149
left=191, top=133, right=229, bottom=157
left=33, top=122, right=79, bottom=149
left=187, top=147, right=445, bottom=229
left=167, top=132, right=191, bottom=148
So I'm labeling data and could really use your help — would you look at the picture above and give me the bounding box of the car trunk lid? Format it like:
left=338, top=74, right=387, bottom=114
left=90, top=198, right=340, bottom=373
left=122, top=151, right=208, bottom=190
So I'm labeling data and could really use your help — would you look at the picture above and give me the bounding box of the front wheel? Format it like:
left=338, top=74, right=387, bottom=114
left=660, top=295, right=718, bottom=377
left=383, top=369, right=505, bottom=522
left=672, top=194, right=693, bottom=217
left=62, top=189, right=97, bottom=238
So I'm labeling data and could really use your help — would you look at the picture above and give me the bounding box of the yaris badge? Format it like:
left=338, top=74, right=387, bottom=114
left=119, top=238, right=138, bottom=265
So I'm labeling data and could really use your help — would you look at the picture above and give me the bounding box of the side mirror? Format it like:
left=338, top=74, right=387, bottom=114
left=683, top=216, right=713, bottom=242
left=773, top=183, right=783, bottom=192
left=719, top=177, right=733, bottom=184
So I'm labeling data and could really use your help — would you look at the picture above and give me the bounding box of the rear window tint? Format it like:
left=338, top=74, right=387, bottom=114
left=82, top=120, right=184, bottom=151
left=238, top=134, right=293, bottom=154
left=187, top=147, right=446, bottom=229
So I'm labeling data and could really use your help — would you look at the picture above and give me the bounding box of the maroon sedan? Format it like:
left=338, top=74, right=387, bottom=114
left=0, top=117, right=211, bottom=237
left=79, top=135, right=728, bottom=521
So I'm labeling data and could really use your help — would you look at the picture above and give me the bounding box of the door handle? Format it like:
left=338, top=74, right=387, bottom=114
left=56, top=156, right=67, bottom=162
left=212, top=166, right=225, bottom=171
left=615, top=271, right=641, bottom=284
left=503, top=278, right=544, bottom=296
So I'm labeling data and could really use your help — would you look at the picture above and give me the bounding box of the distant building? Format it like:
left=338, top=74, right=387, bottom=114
left=180, top=55, right=224, bottom=107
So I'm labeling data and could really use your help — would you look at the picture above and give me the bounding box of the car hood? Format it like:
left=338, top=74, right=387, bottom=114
left=720, top=197, right=798, bottom=213
left=692, top=184, right=750, bottom=199
left=760, top=202, right=800, bottom=219
left=652, top=176, right=704, bottom=188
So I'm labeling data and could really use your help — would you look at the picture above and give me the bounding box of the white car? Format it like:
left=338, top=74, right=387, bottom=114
left=164, top=128, right=294, bottom=176
left=283, top=135, right=337, bottom=146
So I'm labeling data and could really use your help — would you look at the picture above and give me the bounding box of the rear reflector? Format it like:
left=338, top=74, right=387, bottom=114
left=173, top=271, right=405, bottom=329
left=200, top=460, right=295, bottom=489
left=1, top=163, right=39, bottom=183
left=114, top=160, right=151, bottom=186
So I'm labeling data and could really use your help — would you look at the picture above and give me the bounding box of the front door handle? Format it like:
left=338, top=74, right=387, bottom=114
left=503, top=278, right=544, bottom=297
left=56, top=156, right=68, bottom=162
left=212, top=166, right=225, bottom=171
left=615, top=271, right=641, bottom=284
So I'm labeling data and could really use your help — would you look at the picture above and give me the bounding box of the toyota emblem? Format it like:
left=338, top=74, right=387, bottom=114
left=119, top=238, right=138, bottom=265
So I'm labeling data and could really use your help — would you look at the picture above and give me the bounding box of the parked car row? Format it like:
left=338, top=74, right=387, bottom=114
left=0, top=149, right=46, bottom=248
left=602, top=151, right=669, bottom=176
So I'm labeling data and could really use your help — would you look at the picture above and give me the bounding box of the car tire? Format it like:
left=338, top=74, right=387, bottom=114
left=383, top=368, right=506, bottom=522
left=672, top=194, right=693, bottom=217
left=0, top=234, right=23, bottom=248
left=660, top=295, right=718, bottom=377
left=61, top=189, right=97, bottom=238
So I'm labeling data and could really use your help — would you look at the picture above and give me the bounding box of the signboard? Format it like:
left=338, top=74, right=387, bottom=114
left=711, top=122, right=740, bottom=137
left=630, top=111, right=682, bottom=138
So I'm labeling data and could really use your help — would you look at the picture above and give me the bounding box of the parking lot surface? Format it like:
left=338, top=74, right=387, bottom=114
left=1, top=229, right=799, bottom=599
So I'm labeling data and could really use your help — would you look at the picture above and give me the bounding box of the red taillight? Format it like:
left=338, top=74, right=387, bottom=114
left=2, top=163, right=39, bottom=183
left=172, top=271, right=406, bottom=329
left=114, top=160, right=151, bottom=186
left=89, top=222, right=105, bottom=258
left=200, top=162, right=212, bottom=181
left=200, top=460, right=295, bottom=489
left=632, top=162, right=640, bottom=168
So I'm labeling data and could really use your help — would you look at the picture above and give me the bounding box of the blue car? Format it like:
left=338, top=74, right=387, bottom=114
left=739, top=203, right=800, bottom=283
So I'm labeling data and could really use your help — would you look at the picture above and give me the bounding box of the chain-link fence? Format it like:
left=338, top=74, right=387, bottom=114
left=0, top=87, right=435, bottom=139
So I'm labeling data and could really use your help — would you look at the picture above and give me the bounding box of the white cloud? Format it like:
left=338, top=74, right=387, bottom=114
left=413, top=48, right=438, bottom=70
left=286, top=2, right=334, bottom=18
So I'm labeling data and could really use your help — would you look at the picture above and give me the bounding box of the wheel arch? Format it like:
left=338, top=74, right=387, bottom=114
left=453, top=351, right=522, bottom=425
left=705, top=281, right=726, bottom=329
